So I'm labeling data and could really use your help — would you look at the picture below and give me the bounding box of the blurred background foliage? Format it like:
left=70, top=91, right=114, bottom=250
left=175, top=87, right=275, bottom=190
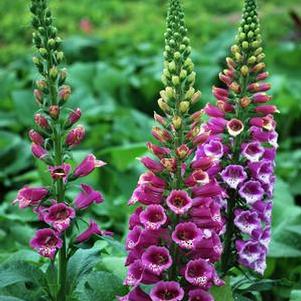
left=0, top=0, right=301, bottom=300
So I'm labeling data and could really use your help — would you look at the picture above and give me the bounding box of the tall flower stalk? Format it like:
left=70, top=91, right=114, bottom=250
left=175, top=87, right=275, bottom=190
left=13, top=1, right=110, bottom=300
left=121, top=1, right=225, bottom=300
left=202, top=0, right=278, bottom=276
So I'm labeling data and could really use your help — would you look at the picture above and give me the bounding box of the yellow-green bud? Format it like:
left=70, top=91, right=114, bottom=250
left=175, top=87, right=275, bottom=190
left=56, top=51, right=64, bottom=62
left=168, top=61, right=176, bottom=72
left=180, top=69, right=187, bottom=80
left=231, top=45, right=240, bottom=54
left=160, top=90, right=168, bottom=102
left=180, top=44, right=186, bottom=52
left=185, top=87, right=195, bottom=99
left=242, top=41, right=249, bottom=49
left=247, top=31, right=254, bottom=39
left=32, top=56, right=40, bottom=65
left=252, top=41, right=260, bottom=48
left=174, top=52, right=181, bottom=60
left=172, top=76, right=180, bottom=86
left=191, top=90, right=202, bottom=104
left=158, top=98, right=170, bottom=112
left=241, top=65, right=249, bottom=76
left=161, top=74, right=167, bottom=85
left=255, top=47, right=263, bottom=56
left=172, top=116, right=182, bottom=130
left=248, top=56, right=257, bottom=65
left=166, top=87, right=174, bottom=99
left=39, top=48, right=47, bottom=56
left=48, top=38, right=56, bottom=47
left=235, top=52, right=242, bottom=62
left=163, top=68, right=170, bottom=78
left=179, top=101, right=190, bottom=113
left=187, top=72, right=196, bottom=84
left=257, top=53, right=265, bottom=62
left=49, top=66, right=58, bottom=79
left=239, top=32, right=246, bottom=40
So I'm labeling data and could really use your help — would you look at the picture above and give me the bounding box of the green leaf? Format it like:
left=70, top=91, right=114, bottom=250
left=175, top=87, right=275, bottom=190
left=0, top=261, right=45, bottom=289
left=290, top=290, right=301, bottom=301
left=269, top=179, right=301, bottom=258
left=66, top=246, right=101, bottom=295
left=101, top=256, right=127, bottom=279
left=211, top=277, right=233, bottom=301
left=75, top=271, right=127, bottom=301
left=11, top=90, right=36, bottom=127
left=98, top=142, right=146, bottom=172
left=0, top=297, right=26, bottom=301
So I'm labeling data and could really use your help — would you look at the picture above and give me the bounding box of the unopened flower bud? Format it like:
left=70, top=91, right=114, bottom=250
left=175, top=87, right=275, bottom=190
left=240, top=96, right=252, bottom=108
left=56, top=51, right=64, bottom=62
left=49, top=66, right=58, bottom=80
left=36, top=80, right=47, bottom=90
left=160, top=158, right=177, bottom=172
left=34, top=114, right=49, bottom=129
left=180, top=69, right=187, bottom=79
left=68, top=108, right=81, bottom=125
left=28, top=129, right=44, bottom=145
left=179, top=101, right=190, bottom=113
left=252, top=63, right=265, bottom=73
left=174, top=52, right=181, bottom=60
left=240, top=65, right=249, bottom=76
left=168, top=61, right=176, bottom=72
left=185, top=87, right=195, bottom=100
left=165, top=87, right=174, bottom=99
left=48, top=38, right=56, bottom=48
left=191, top=91, right=202, bottom=104
left=229, top=82, right=241, bottom=93
left=187, top=72, right=196, bottom=84
left=255, top=47, right=263, bottom=56
left=49, top=105, right=60, bottom=119
left=176, top=144, right=190, bottom=159
left=39, top=48, right=47, bottom=57
left=158, top=98, right=170, bottom=112
left=252, top=40, right=260, bottom=48
left=257, top=53, right=265, bottom=62
left=172, top=76, right=180, bottom=86
left=231, top=45, right=240, bottom=53
left=248, top=56, right=257, bottom=65
left=34, top=89, right=43, bottom=104
left=172, top=116, right=182, bottom=130
left=234, top=52, right=242, bottom=62
left=66, top=125, right=86, bottom=147
left=59, top=68, right=68, bottom=85
left=59, top=85, right=71, bottom=101
left=242, top=41, right=249, bottom=49
left=31, top=143, right=48, bottom=160
left=226, top=57, right=236, bottom=69
left=154, top=112, right=167, bottom=126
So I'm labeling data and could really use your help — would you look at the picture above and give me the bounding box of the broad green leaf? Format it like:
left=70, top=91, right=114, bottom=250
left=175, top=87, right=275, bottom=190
left=101, top=256, right=127, bottom=279
left=0, top=261, right=45, bottom=289
left=211, top=277, right=233, bottom=301
left=11, top=90, right=37, bottom=127
left=66, top=246, right=101, bottom=294
left=269, top=179, right=301, bottom=257
left=75, top=271, right=127, bottom=301
left=98, top=143, right=146, bottom=172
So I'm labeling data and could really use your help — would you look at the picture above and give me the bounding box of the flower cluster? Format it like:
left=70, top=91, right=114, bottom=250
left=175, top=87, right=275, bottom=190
left=13, top=0, right=110, bottom=261
left=202, top=0, right=278, bottom=275
left=120, top=1, right=224, bottom=300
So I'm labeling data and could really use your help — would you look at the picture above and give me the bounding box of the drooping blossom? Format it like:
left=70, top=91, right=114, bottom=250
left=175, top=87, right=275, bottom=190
left=75, top=220, right=112, bottom=243
left=121, top=1, right=222, bottom=299
left=74, top=184, right=103, bottom=209
left=201, top=0, right=278, bottom=275
left=30, top=228, right=63, bottom=259
left=13, top=186, right=48, bottom=208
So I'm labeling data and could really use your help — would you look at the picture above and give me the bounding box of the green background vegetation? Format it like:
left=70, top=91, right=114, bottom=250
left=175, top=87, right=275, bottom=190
left=0, top=0, right=301, bottom=300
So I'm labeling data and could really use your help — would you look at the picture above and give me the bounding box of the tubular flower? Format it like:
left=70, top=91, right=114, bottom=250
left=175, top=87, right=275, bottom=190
left=121, top=1, right=223, bottom=299
left=13, top=0, right=109, bottom=272
left=202, top=0, right=278, bottom=275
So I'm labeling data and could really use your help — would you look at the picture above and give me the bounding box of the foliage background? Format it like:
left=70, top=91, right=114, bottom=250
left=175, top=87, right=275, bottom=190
left=0, top=0, right=301, bottom=300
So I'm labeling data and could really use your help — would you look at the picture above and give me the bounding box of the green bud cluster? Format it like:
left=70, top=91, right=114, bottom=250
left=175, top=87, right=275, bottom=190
left=31, top=0, right=68, bottom=107
left=159, top=0, right=201, bottom=132
left=231, top=0, right=266, bottom=79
